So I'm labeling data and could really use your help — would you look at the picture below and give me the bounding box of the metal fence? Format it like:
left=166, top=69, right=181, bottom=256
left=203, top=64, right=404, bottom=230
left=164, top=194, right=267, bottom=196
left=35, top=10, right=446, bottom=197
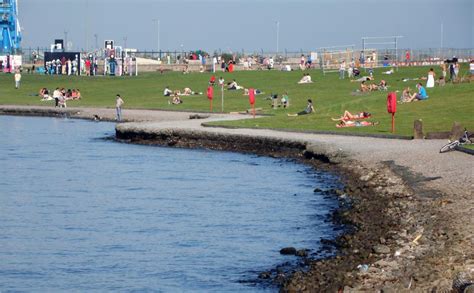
left=18, top=47, right=474, bottom=66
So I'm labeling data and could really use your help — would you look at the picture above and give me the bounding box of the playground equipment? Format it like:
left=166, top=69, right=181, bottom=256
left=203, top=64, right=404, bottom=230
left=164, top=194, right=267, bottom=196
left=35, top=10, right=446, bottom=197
left=0, top=0, right=21, bottom=54
left=104, top=45, right=138, bottom=76
left=318, top=44, right=355, bottom=75
left=360, top=36, right=403, bottom=70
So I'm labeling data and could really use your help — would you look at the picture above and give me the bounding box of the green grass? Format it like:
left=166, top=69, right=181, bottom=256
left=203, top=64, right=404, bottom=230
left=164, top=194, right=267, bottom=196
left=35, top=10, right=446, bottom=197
left=461, top=144, right=474, bottom=150
left=1, top=65, right=473, bottom=136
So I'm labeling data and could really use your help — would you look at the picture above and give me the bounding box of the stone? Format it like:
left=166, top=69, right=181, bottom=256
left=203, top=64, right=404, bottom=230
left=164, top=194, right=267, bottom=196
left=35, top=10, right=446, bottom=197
left=280, top=247, right=297, bottom=255
left=258, top=271, right=271, bottom=279
left=373, top=245, right=391, bottom=254
left=413, top=119, right=424, bottom=139
left=296, top=249, right=308, bottom=257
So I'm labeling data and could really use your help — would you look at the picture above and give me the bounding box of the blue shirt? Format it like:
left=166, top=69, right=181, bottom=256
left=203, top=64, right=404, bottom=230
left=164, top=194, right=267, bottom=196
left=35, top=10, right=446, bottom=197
left=419, top=86, right=427, bottom=99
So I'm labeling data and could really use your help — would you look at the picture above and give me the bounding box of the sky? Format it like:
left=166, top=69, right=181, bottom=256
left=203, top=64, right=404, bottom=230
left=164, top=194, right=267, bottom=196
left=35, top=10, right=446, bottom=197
left=18, top=0, right=473, bottom=52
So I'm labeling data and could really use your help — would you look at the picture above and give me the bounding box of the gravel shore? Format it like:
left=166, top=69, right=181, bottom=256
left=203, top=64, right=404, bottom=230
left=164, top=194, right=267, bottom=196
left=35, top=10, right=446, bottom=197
left=2, top=105, right=473, bottom=291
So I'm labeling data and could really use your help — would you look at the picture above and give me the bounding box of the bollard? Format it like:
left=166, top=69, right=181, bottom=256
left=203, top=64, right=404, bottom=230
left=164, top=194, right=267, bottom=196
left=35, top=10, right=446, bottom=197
left=413, top=119, right=424, bottom=139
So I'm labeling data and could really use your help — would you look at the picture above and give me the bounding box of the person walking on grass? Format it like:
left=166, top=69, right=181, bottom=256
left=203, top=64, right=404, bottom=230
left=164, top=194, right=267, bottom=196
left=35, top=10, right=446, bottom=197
left=115, top=94, right=124, bottom=122
left=14, top=70, right=21, bottom=89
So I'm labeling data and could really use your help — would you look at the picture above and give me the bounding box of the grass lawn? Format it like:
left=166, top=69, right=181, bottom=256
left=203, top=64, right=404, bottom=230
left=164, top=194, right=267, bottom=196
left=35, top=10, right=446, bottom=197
left=0, top=65, right=472, bottom=136
left=461, top=144, right=474, bottom=150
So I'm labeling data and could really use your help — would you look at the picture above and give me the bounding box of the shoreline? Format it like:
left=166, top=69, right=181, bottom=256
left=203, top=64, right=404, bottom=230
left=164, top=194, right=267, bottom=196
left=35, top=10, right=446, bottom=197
left=1, top=106, right=473, bottom=291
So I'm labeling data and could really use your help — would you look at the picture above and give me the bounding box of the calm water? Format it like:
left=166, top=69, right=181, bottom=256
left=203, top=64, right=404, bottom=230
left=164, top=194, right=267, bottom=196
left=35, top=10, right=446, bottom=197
left=0, top=116, right=340, bottom=292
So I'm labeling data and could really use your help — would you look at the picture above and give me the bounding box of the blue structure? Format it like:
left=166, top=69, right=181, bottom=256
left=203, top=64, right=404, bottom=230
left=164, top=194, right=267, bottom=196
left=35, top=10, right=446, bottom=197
left=0, top=0, right=21, bottom=54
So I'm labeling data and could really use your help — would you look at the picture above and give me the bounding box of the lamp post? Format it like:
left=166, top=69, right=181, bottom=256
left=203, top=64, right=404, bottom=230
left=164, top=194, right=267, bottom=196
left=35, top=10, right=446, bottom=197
left=64, top=31, right=68, bottom=51
left=276, top=21, right=280, bottom=54
left=152, top=19, right=160, bottom=56
left=94, top=33, right=98, bottom=50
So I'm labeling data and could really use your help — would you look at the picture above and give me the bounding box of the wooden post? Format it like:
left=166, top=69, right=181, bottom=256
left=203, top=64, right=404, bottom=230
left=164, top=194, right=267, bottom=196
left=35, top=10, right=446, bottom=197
left=413, top=119, right=424, bottom=139
left=391, top=113, right=395, bottom=133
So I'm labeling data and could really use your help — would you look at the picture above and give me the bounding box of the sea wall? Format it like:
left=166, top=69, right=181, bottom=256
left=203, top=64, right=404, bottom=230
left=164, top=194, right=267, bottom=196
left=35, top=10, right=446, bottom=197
left=115, top=124, right=454, bottom=292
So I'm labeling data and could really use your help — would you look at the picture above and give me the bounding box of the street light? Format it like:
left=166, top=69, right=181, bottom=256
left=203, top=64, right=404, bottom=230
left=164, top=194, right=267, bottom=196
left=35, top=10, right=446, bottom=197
left=64, top=30, right=68, bottom=51
left=276, top=21, right=280, bottom=54
left=152, top=19, right=160, bottom=53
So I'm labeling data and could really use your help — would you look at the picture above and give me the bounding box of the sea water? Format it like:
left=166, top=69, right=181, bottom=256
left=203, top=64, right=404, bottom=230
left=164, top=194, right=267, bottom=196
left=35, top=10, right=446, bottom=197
left=0, top=116, right=340, bottom=292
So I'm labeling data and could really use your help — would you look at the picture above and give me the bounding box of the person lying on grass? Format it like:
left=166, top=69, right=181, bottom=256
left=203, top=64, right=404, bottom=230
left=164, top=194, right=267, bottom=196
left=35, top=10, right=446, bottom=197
left=351, top=76, right=374, bottom=82
left=227, top=79, right=243, bottom=90
left=332, top=111, right=371, bottom=121
left=243, top=88, right=263, bottom=95
left=287, top=99, right=314, bottom=116
left=182, top=88, right=202, bottom=96
left=359, top=81, right=380, bottom=92
left=336, top=120, right=379, bottom=128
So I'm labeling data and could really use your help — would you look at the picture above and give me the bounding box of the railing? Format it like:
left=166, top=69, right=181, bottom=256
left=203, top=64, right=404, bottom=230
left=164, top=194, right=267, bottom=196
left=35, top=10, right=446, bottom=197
left=17, top=47, right=474, bottom=66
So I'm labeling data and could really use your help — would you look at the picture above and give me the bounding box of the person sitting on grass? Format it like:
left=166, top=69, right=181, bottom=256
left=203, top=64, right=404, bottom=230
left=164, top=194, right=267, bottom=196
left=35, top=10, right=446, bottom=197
left=39, top=88, right=53, bottom=101
left=73, top=89, right=82, bottom=100
left=332, top=111, right=371, bottom=121
left=399, top=87, right=412, bottom=103
left=336, top=120, right=379, bottom=128
left=378, top=79, right=388, bottom=90
left=170, top=92, right=183, bottom=104
left=164, top=86, right=173, bottom=96
left=436, top=76, right=446, bottom=86
left=405, top=83, right=428, bottom=102
left=287, top=99, right=315, bottom=116
left=360, top=81, right=370, bottom=92
left=297, top=73, right=313, bottom=84
left=209, top=75, right=216, bottom=86
left=281, top=92, right=289, bottom=108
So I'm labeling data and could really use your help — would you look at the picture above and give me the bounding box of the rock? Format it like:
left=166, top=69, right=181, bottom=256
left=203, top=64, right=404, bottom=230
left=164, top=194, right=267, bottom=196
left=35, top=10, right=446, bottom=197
left=258, top=271, right=271, bottom=279
left=380, top=237, right=386, bottom=244
left=413, top=119, right=424, bottom=139
left=296, top=249, right=308, bottom=257
left=373, top=245, right=391, bottom=254
left=280, top=247, right=297, bottom=255
left=335, top=189, right=345, bottom=196
left=313, top=188, right=323, bottom=193
left=359, top=172, right=375, bottom=182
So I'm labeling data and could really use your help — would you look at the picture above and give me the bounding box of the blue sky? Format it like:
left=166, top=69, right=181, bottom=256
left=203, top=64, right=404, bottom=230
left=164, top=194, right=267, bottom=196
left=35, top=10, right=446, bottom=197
left=19, top=0, right=473, bottom=52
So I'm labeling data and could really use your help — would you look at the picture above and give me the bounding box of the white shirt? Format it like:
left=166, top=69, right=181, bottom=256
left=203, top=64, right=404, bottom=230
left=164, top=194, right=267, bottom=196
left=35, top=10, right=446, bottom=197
left=116, top=97, right=124, bottom=108
left=14, top=73, right=21, bottom=81
left=53, top=90, right=61, bottom=98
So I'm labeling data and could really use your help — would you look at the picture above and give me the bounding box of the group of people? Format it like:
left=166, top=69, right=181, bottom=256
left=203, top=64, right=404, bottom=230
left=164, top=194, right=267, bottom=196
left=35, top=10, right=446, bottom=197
left=269, top=93, right=290, bottom=109
left=399, top=83, right=428, bottom=103
left=359, top=79, right=388, bottom=92
left=39, top=87, right=82, bottom=107
left=164, top=86, right=202, bottom=104
left=45, top=58, right=79, bottom=75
